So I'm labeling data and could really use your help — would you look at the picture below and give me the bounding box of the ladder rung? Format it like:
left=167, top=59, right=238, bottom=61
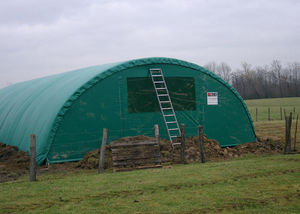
left=150, top=68, right=181, bottom=142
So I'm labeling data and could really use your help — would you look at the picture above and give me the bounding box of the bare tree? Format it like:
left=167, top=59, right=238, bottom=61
left=217, top=62, right=232, bottom=83
left=204, top=62, right=218, bottom=73
left=204, top=61, right=232, bottom=83
left=271, top=60, right=283, bottom=97
left=205, top=60, right=300, bottom=99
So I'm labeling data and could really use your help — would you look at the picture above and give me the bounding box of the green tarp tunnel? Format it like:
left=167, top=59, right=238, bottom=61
left=0, top=57, right=256, bottom=164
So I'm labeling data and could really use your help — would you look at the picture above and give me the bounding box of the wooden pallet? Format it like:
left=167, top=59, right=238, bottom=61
left=110, top=140, right=162, bottom=172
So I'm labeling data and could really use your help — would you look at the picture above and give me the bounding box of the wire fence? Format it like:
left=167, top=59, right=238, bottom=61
left=248, top=106, right=300, bottom=121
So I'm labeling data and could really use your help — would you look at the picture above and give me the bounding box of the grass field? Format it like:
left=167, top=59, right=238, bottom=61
left=254, top=120, right=300, bottom=150
left=0, top=154, right=299, bottom=214
left=245, top=97, right=300, bottom=121
left=246, top=97, right=300, bottom=150
left=1, top=97, right=299, bottom=213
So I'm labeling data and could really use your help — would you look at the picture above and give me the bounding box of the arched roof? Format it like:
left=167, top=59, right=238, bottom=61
left=0, top=57, right=254, bottom=164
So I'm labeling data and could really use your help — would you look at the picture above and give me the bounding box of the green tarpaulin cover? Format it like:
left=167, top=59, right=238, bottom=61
left=0, top=57, right=256, bottom=164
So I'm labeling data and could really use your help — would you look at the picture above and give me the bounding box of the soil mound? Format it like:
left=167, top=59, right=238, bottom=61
left=0, top=135, right=286, bottom=182
left=77, top=136, right=155, bottom=169
left=77, top=135, right=284, bottom=169
left=0, top=143, right=30, bottom=183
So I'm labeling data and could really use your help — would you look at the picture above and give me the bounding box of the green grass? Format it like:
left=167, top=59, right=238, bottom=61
left=246, top=97, right=300, bottom=150
left=1, top=155, right=300, bottom=214
left=1, top=97, right=300, bottom=213
left=254, top=120, right=300, bottom=150
left=245, top=97, right=300, bottom=121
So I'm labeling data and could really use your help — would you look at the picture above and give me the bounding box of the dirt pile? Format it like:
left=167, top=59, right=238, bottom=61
left=0, top=143, right=30, bottom=182
left=159, top=136, right=284, bottom=163
left=78, top=135, right=285, bottom=169
left=77, top=146, right=113, bottom=169
left=77, top=136, right=155, bottom=169
left=0, top=135, right=286, bottom=182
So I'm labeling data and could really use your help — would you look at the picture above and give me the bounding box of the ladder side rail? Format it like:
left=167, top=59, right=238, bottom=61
left=159, top=70, right=181, bottom=137
left=150, top=70, right=173, bottom=142
left=150, top=69, right=181, bottom=143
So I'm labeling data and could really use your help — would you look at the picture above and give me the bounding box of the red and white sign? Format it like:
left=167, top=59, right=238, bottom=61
left=207, top=92, right=218, bottom=105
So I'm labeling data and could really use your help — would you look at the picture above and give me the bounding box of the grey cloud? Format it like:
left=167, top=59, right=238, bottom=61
left=0, top=0, right=299, bottom=88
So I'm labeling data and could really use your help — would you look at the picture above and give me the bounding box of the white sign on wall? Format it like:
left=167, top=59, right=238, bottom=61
left=207, top=92, right=218, bottom=105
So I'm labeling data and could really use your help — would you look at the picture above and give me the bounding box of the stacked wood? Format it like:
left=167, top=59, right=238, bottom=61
left=111, top=140, right=162, bottom=172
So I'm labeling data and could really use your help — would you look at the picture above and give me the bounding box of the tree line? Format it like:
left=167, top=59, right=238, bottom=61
left=204, top=60, right=300, bottom=99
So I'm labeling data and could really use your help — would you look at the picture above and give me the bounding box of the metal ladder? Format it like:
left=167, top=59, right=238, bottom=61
left=150, top=68, right=181, bottom=144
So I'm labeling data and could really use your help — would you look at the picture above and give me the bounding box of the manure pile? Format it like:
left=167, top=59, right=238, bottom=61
left=0, top=143, right=29, bottom=182
left=0, top=135, right=285, bottom=182
left=77, top=135, right=284, bottom=169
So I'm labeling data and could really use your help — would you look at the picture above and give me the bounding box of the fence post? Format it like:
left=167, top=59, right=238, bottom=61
left=180, top=124, right=185, bottom=164
left=98, top=128, right=107, bottom=174
left=268, top=107, right=270, bottom=121
left=280, top=107, right=282, bottom=120
left=284, top=109, right=286, bottom=118
left=293, top=107, right=296, bottom=119
left=154, top=124, right=159, bottom=144
left=284, top=113, right=292, bottom=154
left=256, top=108, right=258, bottom=122
left=294, top=114, right=299, bottom=151
left=198, top=126, right=206, bottom=163
left=29, top=134, right=37, bottom=182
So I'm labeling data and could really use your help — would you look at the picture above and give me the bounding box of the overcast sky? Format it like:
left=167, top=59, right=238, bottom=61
left=0, top=0, right=299, bottom=87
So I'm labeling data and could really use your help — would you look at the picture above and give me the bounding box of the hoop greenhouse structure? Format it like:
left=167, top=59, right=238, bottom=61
left=0, top=57, right=256, bottom=164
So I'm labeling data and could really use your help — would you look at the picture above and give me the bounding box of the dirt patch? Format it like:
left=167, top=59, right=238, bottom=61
left=160, top=135, right=284, bottom=163
left=0, top=136, right=288, bottom=182
left=0, top=143, right=79, bottom=183
left=76, top=136, right=155, bottom=169
left=77, top=135, right=285, bottom=169
left=0, top=143, right=30, bottom=183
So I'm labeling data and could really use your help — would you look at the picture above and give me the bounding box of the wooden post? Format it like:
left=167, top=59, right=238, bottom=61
left=293, top=107, right=296, bottom=119
left=294, top=114, right=299, bottom=151
left=198, top=126, right=206, bottom=163
left=255, top=108, right=258, bottom=122
left=280, top=107, right=282, bottom=120
left=98, top=128, right=107, bottom=174
left=180, top=124, right=185, bottom=164
left=268, top=107, right=270, bottom=121
left=29, top=134, right=37, bottom=182
left=284, top=109, right=286, bottom=118
left=284, top=113, right=292, bottom=154
left=154, top=124, right=159, bottom=144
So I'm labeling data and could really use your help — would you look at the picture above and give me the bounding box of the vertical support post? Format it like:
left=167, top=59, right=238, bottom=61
left=255, top=108, right=258, bottom=122
left=280, top=107, right=282, bottom=120
left=98, top=128, right=107, bottom=174
left=293, top=107, right=296, bottom=119
left=198, top=126, right=206, bottom=163
left=29, top=134, right=37, bottom=182
left=180, top=124, right=185, bottom=164
left=268, top=107, right=270, bottom=121
left=294, top=114, right=299, bottom=151
left=284, top=109, right=286, bottom=118
left=284, top=113, right=292, bottom=154
left=154, top=124, right=159, bottom=144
